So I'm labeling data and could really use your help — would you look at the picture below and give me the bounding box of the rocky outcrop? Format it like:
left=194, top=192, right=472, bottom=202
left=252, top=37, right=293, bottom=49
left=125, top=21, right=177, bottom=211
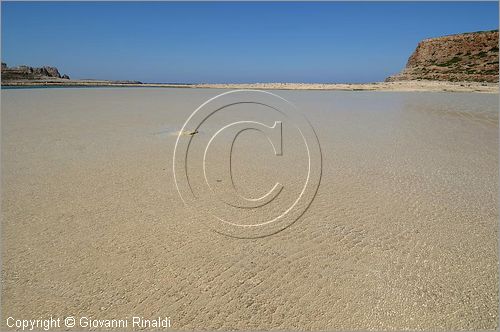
left=387, top=30, right=499, bottom=82
left=1, top=63, right=70, bottom=81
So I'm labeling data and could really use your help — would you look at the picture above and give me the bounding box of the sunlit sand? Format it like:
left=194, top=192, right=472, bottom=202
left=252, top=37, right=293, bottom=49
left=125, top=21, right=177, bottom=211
left=1, top=88, right=497, bottom=330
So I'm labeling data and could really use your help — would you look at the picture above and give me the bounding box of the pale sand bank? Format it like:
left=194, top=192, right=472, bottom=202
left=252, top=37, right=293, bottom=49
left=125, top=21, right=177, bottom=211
left=195, top=80, right=499, bottom=93
left=2, top=79, right=499, bottom=93
left=1, top=88, right=498, bottom=330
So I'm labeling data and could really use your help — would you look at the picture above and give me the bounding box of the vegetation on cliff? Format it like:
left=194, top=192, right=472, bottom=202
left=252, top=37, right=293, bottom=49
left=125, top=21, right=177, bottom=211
left=387, top=30, right=499, bottom=83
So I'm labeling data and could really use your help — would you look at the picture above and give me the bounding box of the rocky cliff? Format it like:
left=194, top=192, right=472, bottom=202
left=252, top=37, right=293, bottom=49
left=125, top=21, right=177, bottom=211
left=387, top=30, right=499, bottom=83
left=1, top=63, right=70, bottom=81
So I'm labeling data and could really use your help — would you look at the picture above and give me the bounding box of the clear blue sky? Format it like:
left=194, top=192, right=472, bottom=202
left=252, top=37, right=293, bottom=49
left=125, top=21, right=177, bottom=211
left=1, top=1, right=498, bottom=83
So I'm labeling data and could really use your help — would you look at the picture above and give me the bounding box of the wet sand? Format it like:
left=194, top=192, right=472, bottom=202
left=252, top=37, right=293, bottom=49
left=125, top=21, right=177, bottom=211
left=1, top=88, right=498, bottom=330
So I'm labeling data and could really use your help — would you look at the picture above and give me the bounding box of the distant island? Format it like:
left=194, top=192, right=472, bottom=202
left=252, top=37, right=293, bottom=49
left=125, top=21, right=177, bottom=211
left=2, top=30, right=498, bottom=93
left=1, top=63, right=70, bottom=81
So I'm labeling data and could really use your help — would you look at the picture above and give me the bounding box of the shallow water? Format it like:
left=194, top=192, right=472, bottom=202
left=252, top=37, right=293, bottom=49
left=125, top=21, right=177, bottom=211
left=1, top=88, right=498, bottom=330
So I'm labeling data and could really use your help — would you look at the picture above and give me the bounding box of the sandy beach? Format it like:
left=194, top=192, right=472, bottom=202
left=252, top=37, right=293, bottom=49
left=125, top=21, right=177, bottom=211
left=2, top=79, right=498, bottom=93
left=1, top=87, right=497, bottom=330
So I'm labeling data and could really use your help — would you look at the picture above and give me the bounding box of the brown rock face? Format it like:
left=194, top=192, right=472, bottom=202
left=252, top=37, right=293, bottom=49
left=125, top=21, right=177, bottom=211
left=1, top=63, right=70, bottom=81
left=33, top=66, right=61, bottom=78
left=387, top=30, right=499, bottom=82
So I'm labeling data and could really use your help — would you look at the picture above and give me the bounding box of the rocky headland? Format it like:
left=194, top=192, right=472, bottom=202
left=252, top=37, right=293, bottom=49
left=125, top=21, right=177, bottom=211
left=387, top=30, right=499, bottom=83
left=1, top=63, right=70, bottom=81
left=2, top=30, right=499, bottom=93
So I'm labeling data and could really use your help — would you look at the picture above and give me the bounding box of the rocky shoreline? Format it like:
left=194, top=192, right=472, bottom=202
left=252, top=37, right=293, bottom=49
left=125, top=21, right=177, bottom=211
left=1, top=63, right=70, bottom=81
left=387, top=30, right=499, bottom=83
left=2, top=79, right=498, bottom=93
left=2, top=29, right=498, bottom=94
